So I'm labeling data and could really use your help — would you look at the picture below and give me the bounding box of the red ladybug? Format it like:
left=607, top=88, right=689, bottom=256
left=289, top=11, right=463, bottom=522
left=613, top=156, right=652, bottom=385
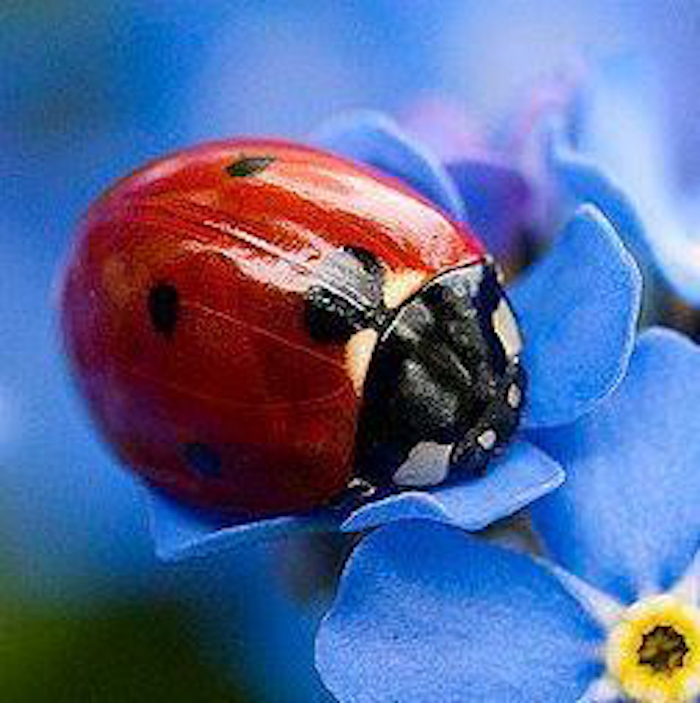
left=60, top=139, right=525, bottom=518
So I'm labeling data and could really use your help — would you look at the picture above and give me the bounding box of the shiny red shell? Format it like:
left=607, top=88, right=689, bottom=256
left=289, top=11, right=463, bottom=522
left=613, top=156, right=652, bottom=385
left=60, top=139, right=485, bottom=517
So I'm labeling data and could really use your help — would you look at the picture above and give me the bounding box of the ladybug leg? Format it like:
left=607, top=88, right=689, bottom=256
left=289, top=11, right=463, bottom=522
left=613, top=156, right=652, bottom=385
left=327, top=476, right=384, bottom=513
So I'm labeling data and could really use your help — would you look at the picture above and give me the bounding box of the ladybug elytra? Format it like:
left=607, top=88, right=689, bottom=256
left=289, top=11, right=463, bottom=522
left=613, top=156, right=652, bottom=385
left=60, top=139, right=526, bottom=518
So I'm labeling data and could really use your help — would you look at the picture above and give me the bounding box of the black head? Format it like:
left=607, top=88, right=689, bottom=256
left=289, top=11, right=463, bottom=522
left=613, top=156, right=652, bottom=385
left=354, top=258, right=526, bottom=489
left=304, top=249, right=526, bottom=492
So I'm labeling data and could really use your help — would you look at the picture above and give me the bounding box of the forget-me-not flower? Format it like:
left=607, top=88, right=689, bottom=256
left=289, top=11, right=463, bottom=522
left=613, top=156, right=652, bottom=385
left=317, top=328, right=700, bottom=703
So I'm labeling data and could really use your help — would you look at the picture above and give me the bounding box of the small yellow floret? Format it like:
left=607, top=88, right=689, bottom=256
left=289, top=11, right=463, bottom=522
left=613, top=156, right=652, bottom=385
left=606, top=594, right=700, bottom=702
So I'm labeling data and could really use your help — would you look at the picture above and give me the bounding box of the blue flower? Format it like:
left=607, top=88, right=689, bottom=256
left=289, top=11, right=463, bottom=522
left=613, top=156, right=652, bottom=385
left=317, top=328, right=700, bottom=703
left=148, top=112, right=641, bottom=562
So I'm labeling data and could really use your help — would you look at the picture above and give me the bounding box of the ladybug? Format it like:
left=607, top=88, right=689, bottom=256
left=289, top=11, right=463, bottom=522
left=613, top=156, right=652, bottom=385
left=60, top=139, right=526, bottom=518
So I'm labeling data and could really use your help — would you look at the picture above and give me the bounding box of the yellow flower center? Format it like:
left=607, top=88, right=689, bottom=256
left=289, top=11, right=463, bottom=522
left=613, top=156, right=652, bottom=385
left=606, top=594, right=700, bottom=702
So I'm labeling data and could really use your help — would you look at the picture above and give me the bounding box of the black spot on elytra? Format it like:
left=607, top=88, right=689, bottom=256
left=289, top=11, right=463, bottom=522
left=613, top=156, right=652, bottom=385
left=148, top=283, right=179, bottom=337
left=225, top=155, right=275, bottom=178
left=183, top=442, right=222, bottom=479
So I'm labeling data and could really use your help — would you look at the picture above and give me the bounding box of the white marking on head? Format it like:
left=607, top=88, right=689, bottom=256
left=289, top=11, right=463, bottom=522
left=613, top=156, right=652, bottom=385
left=383, top=269, right=428, bottom=309
left=507, top=384, right=522, bottom=409
left=392, top=441, right=452, bottom=487
left=492, top=298, right=523, bottom=359
left=346, top=328, right=379, bottom=395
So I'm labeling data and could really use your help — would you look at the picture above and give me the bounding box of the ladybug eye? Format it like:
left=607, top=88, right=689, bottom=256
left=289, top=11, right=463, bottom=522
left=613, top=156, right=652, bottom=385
left=305, top=247, right=386, bottom=343
left=148, top=283, right=179, bottom=337
left=225, top=155, right=275, bottom=178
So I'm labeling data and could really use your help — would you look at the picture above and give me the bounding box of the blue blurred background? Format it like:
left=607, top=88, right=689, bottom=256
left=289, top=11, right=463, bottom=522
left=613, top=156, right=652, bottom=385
left=1, top=1, right=699, bottom=700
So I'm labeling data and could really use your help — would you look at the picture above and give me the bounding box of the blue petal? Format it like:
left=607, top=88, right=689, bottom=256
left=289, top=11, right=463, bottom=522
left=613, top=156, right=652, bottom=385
left=573, top=59, right=676, bottom=251
left=312, top=110, right=466, bottom=221
left=532, top=329, right=700, bottom=602
left=144, top=489, right=335, bottom=562
left=446, top=160, right=531, bottom=256
left=547, top=119, right=653, bottom=270
left=510, top=205, right=641, bottom=429
left=341, top=440, right=563, bottom=533
left=317, top=522, right=601, bottom=703
left=554, top=60, right=700, bottom=304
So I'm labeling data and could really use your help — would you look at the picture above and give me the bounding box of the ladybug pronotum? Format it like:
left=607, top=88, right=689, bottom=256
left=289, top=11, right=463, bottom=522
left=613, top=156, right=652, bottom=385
left=60, top=139, right=526, bottom=518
